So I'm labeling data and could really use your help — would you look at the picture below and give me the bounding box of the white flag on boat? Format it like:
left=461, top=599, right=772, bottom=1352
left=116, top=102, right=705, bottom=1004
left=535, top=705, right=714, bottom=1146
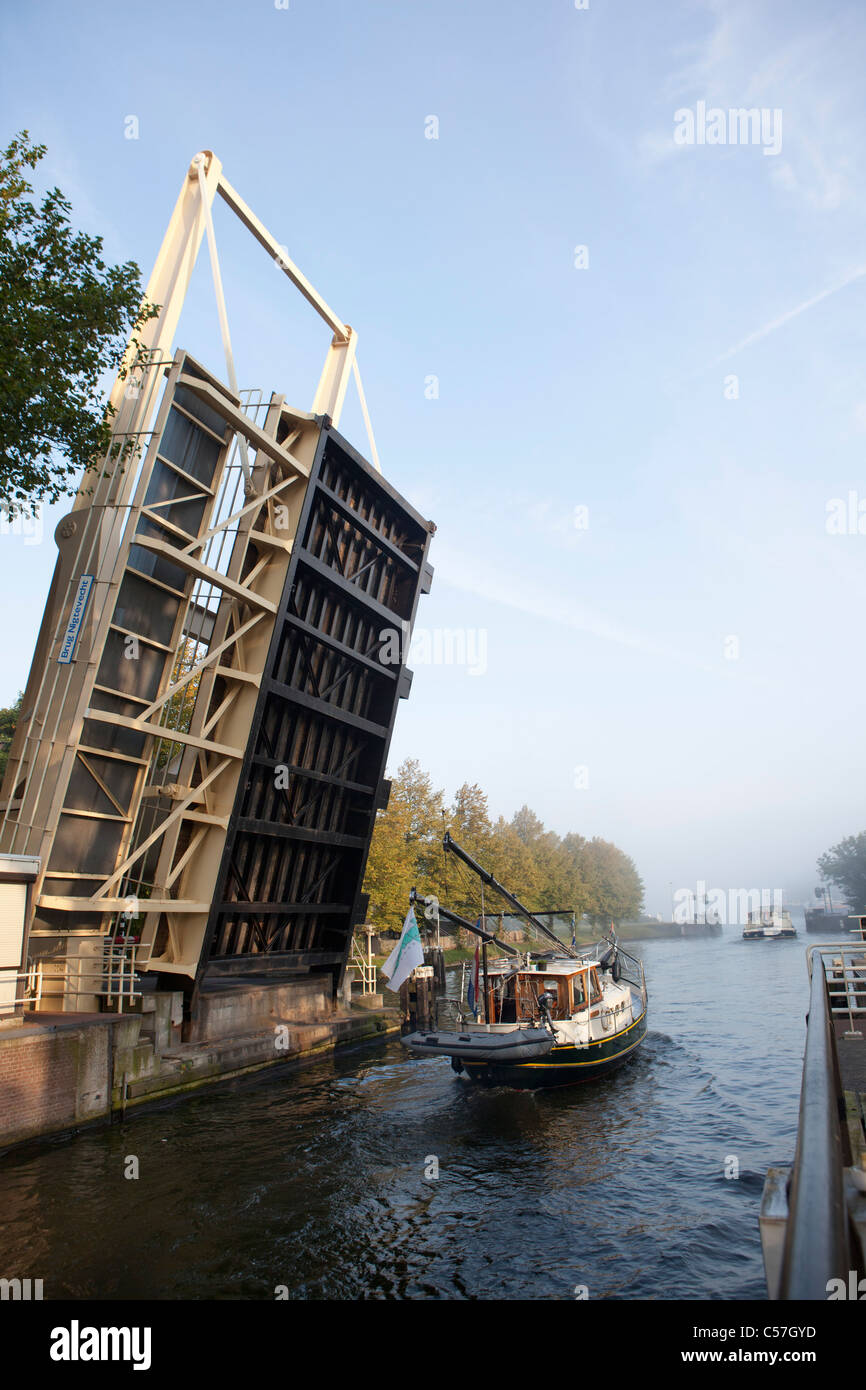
left=381, top=906, right=425, bottom=993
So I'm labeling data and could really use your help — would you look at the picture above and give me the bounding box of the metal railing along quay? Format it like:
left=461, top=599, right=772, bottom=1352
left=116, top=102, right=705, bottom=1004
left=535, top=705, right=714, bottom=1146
left=764, top=941, right=866, bottom=1299
left=0, top=940, right=142, bottom=1017
left=0, top=960, right=43, bottom=1016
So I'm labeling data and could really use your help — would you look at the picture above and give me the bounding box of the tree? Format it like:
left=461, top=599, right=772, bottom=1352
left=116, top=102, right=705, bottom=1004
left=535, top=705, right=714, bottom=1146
left=0, top=131, right=158, bottom=515
left=498, top=805, right=562, bottom=913
left=361, top=758, right=645, bottom=936
left=559, top=832, right=590, bottom=917
left=0, top=691, right=22, bottom=780
left=155, top=636, right=206, bottom=770
left=448, top=782, right=492, bottom=855
left=818, top=833, right=866, bottom=912
left=363, top=759, right=443, bottom=929
left=578, top=837, right=644, bottom=924
left=445, top=783, right=493, bottom=920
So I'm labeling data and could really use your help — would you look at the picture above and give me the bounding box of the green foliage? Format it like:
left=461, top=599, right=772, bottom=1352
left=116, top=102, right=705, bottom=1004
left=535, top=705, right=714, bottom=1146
left=362, top=761, right=644, bottom=930
left=155, top=637, right=206, bottom=770
left=362, top=759, right=443, bottom=930
left=818, top=832, right=866, bottom=913
left=0, top=691, right=22, bottom=780
left=0, top=130, right=158, bottom=514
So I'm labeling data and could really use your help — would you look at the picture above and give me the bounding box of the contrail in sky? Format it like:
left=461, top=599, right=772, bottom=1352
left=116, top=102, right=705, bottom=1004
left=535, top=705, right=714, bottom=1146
left=706, top=263, right=866, bottom=368
left=434, top=545, right=757, bottom=680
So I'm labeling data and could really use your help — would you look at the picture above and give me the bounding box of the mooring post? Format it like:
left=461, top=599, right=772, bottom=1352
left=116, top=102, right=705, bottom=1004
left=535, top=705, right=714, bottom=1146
left=399, top=978, right=411, bottom=1025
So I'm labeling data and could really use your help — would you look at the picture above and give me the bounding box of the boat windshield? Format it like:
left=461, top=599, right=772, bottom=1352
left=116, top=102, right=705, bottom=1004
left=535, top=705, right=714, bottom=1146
left=512, top=972, right=569, bottom=1021
left=493, top=967, right=602, bottom=1021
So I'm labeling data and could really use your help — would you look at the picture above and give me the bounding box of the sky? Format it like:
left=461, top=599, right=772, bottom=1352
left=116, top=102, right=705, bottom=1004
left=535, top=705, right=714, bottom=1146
left=1, top=0, right=865, bottom=916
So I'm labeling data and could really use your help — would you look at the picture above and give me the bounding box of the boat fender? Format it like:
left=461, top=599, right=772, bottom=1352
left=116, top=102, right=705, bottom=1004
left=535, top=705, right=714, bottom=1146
left=612, top=955, right=622, bottom=983
left=451, top=1057, right=464, bottom=1075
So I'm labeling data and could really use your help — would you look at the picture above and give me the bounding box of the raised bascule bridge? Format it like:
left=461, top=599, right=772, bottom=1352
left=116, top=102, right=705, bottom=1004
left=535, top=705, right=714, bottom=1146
left=0, top=151, right=433, bottom=1068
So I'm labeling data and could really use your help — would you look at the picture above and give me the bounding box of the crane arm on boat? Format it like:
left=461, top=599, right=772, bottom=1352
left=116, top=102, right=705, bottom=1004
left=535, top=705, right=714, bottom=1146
left=442, top=832, right=582, bottom=960
left=410, top=888, right=520, bottom=957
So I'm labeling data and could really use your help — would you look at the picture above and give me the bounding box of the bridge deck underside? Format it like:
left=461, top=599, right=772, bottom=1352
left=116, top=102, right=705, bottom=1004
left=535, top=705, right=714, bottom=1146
left=199, top=423, right=433, bottom=991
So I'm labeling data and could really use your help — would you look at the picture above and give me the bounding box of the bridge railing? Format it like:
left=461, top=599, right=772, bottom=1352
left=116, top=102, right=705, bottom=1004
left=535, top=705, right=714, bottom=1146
left=30, top=942, right=143, bottom=1014
left=0, top=961, right=43, bottom=1015
left=349, top=934, right=377, bottom=996
left=776, top=949, right=853, bottom=1299
left=807, top=941, right=866, bottom=1039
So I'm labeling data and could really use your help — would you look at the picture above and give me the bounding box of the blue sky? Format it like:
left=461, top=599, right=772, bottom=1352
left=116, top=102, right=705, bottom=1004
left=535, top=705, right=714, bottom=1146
left=2, top=0, right=865, bottom=915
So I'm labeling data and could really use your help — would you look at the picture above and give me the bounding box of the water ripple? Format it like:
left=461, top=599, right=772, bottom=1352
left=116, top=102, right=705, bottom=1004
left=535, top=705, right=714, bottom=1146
left=0, top=936, right=809, bottom=1299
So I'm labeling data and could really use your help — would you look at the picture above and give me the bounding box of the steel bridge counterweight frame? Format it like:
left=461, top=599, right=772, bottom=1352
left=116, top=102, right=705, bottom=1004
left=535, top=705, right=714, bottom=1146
left=1, top=151, right=432, bottom=1014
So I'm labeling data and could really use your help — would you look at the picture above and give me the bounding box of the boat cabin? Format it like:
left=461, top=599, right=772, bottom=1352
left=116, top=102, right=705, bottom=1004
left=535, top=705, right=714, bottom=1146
left=487, top=963, right=603, bottom=1024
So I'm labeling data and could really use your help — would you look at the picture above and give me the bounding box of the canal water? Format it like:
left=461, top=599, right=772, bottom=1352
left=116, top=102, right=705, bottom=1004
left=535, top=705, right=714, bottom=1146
left=0, top=930, right=813, bottom=1300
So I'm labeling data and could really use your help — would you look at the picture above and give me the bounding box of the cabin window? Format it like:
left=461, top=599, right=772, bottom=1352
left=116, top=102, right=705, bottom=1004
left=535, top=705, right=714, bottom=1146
left=514, top=973, right=570, bottom=1021
left=515, top=974, right=549, bottom=1020
left=571, top=971, right=588, bottom=1010
left=539, top=977, right=567, bottom=1020
left=588, top=968, right=602, bottom=1004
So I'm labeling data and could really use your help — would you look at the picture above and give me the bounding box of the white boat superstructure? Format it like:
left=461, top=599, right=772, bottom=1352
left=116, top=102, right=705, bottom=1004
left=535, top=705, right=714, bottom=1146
left=478, top=953, right=637, bottom=1047
left=743, top=907, right=797, bottom=940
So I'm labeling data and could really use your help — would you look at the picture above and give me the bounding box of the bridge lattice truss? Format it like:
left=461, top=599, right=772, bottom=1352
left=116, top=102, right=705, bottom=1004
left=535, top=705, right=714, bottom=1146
left=0, top=151, right=433, bottom=994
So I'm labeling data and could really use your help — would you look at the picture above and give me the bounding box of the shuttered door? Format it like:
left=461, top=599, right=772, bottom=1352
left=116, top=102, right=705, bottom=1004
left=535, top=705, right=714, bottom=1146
left=0, top=882, right=27, bottom=1011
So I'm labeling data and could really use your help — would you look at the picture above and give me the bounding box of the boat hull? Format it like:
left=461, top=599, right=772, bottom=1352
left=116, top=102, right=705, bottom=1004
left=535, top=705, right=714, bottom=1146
left=743, top=929, right=797, bottom=940
left=458, top=1010, right=648, bottom=1090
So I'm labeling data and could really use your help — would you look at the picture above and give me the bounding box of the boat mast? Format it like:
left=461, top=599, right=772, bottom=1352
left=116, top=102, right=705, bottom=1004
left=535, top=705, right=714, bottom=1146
left=443, top=833, right=581, bottom=960
left=480, top=877, right=490, bottom=1022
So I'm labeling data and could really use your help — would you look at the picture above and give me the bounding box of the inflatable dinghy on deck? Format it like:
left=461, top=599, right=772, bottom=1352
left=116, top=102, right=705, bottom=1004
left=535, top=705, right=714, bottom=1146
left=402, top=1026, right=554, bottom=1062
